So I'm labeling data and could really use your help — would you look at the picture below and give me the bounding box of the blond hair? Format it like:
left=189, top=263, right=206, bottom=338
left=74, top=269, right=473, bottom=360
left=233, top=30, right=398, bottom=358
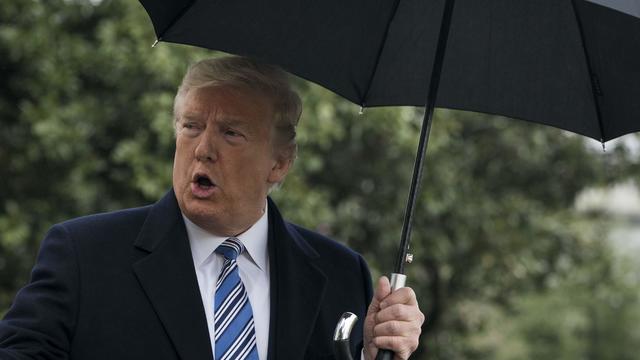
left=174, top=56, right=302, bottom=161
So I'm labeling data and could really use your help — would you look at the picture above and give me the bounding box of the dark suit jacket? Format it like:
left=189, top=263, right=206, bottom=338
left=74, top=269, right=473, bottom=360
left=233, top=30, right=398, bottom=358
left=0, top=191, right=373, bottom=359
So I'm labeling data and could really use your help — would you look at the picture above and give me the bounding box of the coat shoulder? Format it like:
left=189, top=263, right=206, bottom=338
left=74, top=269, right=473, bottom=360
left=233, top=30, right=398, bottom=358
left=287, top=222, right=363, bottom=263
left=53, top=204, right=153, bottom=250
left=60, top=204, right=152, bottom=230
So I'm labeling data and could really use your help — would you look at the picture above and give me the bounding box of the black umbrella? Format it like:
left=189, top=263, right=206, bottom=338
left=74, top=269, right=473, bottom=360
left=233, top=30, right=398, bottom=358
left=140, top=0, right=640, bottom=358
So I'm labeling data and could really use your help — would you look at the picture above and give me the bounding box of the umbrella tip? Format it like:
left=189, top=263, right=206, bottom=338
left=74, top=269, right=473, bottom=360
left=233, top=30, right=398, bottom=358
left=359, top=106, right=365, bottom=115
left=151, top=38, right=160, bottom=48
left=601, top=140, right=606, bottom=152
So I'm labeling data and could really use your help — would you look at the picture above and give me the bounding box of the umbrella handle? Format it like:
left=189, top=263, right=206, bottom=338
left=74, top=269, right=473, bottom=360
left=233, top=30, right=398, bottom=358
left=333, top=312, right=359, bottom=360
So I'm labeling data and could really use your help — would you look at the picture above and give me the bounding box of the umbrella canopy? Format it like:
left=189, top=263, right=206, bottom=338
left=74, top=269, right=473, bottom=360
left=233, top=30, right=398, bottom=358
left=141, top=1, right=640, bottom=358
left=142, top=0, right=640, bottom=142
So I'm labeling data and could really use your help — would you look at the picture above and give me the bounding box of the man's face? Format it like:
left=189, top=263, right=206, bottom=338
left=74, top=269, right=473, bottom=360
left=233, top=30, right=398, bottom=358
left=172, top=85, right=291, bottom=236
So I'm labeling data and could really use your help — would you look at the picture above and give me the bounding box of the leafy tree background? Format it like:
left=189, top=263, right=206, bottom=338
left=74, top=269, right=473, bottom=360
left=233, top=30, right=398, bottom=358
left=1, top=1, right=639, bottom=358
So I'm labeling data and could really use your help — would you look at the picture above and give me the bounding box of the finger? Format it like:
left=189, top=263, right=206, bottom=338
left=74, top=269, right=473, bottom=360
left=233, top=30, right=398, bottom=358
left=372, top=335, right=418, bottom=359
left=376, top=303, right=425, bottom=324
left=373, top=320, right=421, bottom=338
left=380, top=287, right=418, bottom=308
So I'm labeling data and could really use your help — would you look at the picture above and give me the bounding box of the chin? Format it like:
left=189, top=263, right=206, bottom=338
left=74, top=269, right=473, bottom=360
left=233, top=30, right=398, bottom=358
left=185, top=209, right=224, bottom=232
left=177, top=193, right=212, bottom=218
left=185, top=200, right=218, bottom=218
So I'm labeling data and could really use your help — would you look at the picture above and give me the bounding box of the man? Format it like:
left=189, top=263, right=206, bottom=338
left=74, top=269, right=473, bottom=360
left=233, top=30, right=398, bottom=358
left=0, top=56, right=424, bottom=359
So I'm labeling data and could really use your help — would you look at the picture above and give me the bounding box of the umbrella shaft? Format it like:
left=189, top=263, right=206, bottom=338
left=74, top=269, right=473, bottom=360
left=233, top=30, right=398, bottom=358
left=394, top=0, right=457, bottom=274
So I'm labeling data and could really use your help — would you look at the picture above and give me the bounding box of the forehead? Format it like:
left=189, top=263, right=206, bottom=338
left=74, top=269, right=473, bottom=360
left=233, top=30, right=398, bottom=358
left=180, top=85, right=274, bottom=126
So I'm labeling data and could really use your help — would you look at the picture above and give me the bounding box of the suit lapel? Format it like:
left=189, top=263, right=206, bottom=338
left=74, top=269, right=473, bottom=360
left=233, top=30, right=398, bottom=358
left=132, top=191, right=213, bottom=360
left=267, top=199, right=328, bottom=360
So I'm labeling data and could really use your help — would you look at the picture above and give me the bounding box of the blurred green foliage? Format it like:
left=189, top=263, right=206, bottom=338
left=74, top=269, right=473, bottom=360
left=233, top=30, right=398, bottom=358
left=1, top=0, right=639, bottom=358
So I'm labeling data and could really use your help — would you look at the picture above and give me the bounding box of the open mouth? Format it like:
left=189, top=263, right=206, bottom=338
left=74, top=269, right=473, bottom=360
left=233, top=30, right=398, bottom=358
left=193, top=173, right=215, bottom=189
left=191, top=173, right=217, bottom=198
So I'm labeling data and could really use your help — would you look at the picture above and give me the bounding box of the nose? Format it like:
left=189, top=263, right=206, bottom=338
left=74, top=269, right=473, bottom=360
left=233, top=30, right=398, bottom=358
left=194, top=128, right=217, bottom=162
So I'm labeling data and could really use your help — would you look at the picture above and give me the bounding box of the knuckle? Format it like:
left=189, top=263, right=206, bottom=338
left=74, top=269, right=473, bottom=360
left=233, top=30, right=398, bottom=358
left=400, top=305, right=412, bottom=319
left=400, top=349, right=413, bottom=360
left=373, top=335, right=403, bottom=351
left=367, top=303, right=377, bottom=315
left=386, top=336, right=400, bottom=349
left=391, top=305, right=406, bottom=318
left=387, top=320, right=400, bottom=334
left=411, top=337, right=420, bottom=351
left=406, top=287, right=417, bottom=299
left=392, top=337, right=404, bottom=350
left=372, top=336, right=385, bottom=348
left=374, top=320, right=402, bottom=336
left=373, top=323, right=384, bottom=337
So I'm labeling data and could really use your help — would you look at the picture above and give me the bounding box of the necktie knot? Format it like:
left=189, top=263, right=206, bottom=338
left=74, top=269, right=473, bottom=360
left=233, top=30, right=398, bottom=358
left=215, top=237, right=244, bottom=261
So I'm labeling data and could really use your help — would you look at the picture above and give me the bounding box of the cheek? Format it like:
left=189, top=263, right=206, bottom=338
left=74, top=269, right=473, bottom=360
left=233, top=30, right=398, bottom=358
left=175, top=137, right=196, bottom=161
left=172, top=144, right=192, bottom=185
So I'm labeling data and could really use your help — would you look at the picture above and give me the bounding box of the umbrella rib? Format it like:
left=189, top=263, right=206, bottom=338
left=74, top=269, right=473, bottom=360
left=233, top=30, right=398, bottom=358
left=358, top=0, right=402, bottom=106
left=155, top=0, right=197, bottom=42
left=570, top=0, right=607, bottom=144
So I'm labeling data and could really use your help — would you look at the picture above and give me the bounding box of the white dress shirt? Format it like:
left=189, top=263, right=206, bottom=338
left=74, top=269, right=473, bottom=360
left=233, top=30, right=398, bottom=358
left=184, top=209, right=270, bottom=360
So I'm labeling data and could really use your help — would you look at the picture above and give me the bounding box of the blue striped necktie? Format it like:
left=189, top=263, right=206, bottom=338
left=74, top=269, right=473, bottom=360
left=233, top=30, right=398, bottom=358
left=213, top=238, right=259, bottom=360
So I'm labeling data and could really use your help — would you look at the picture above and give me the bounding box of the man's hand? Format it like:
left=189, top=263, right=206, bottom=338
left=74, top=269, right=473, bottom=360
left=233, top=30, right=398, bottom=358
left=363, top=276, right=424, bottom=360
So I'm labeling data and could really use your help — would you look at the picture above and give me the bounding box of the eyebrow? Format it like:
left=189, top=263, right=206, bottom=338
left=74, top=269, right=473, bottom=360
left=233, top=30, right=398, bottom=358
left=221, top=118, right=262, bottom=138
left=179, top=114, right=256, bottom=133
left=179, top=113, right=204, bottom=122
left=217, top=117, right=251, bottom=128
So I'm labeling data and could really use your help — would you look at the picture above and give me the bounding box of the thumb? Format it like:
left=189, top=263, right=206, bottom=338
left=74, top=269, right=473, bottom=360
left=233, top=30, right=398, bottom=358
left=369, top=276, right=392, bottom=312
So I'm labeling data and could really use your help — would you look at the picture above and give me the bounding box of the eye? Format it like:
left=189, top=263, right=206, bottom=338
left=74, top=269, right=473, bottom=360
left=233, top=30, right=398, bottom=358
left=183, top=121, right=200, bottom=129
left=179, top=121, right=203, bottom=136
left=223, top=128, right=246, bottom=142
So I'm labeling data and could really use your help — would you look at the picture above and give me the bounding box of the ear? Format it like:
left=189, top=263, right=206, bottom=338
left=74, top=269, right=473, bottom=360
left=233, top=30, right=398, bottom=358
left=267, top=156, right=292, bottom=184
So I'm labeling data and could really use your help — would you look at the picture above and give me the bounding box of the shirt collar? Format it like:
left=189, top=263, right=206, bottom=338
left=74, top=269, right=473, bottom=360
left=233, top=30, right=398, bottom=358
left=183, top=205, right=269, bottom=272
